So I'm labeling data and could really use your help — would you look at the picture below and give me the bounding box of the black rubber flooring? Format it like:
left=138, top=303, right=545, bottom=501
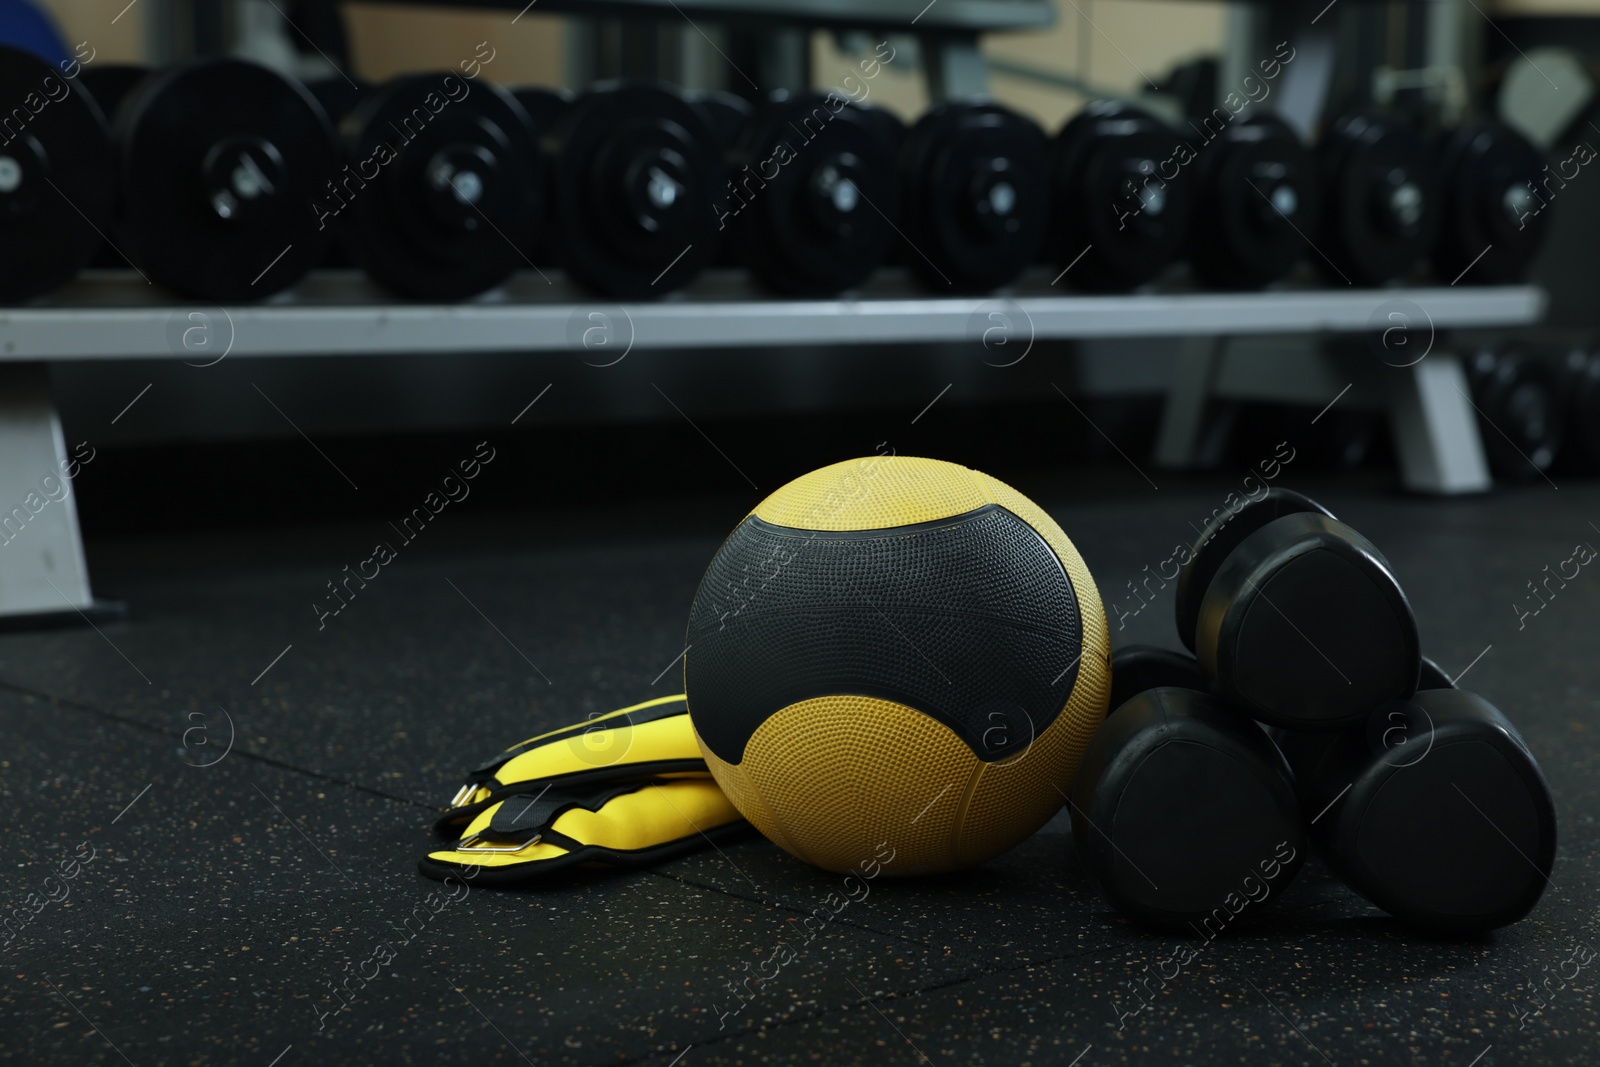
left=2, top=469, right=1597, bottom=1066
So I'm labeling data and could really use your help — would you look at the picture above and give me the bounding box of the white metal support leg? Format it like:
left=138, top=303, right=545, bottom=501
left=1384, top=353, right=1493, bottom=494
left=0, top=364, right=101, bottom=621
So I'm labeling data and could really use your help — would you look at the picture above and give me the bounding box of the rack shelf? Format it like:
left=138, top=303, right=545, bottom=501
left=0, top=271, right=1547, bottom=361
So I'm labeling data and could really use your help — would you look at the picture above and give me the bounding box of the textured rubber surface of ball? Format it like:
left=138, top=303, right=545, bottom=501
left=685, top=456, right=1110, bottom=874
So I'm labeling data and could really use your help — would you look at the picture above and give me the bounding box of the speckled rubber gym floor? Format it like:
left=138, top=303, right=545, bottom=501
left=2, top=471, right=1595, bottom=1066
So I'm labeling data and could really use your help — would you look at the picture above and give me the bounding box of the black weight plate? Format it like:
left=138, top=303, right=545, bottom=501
left=342, top=73, right=540, bottom=300
left=512, top=87, right=572, bottom=268
left=549, top=82, right=719, bottom=298
left=1316, top=114, right=1438, bottom=286
left=115, top=59, right=336, bottom=301
left=1070, top=686, right=1306, bottom=930
left=1188, top=113, right=1318, bottom=289
left=0, top=44, right=114, bottom=300
left=1467, top=349, right=1562, bottom=480
left=1434, top=119, right=1549, bottom=285
left=1048, top=101, right=1191, bottom=291
left=76, top=64, right=150, bottom=120
left=900, top=101, right=1047, bottom=292
left=1174, top=487, right=1335, bottom=652
left=730, top=92, right=899, bottom=295
left=1198, top=511, right=1420, bottom=731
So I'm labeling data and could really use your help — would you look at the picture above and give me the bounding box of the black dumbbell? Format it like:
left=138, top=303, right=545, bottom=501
left=1047, top=101, right=1192, bottom=291
left=1466, top=349, right=1562, bottom=481
left=1109, top=644, right=1207, bottom=712
left=0, top=45, right=115, bottom=299
left=1434, top=119, right=1549, bottom=285
left=728, top=92, right=899, bottom=295
left=114, top=58, right=337, bottom=300
left=1317, top=113, right=1439, bottom=286
left=1070, top=685, right=1307, bottom=930
left=898, top=101, right=1047, bottom=292
left=511, top=87, right=572, bottom=270
left=547, top=82, right=721, bottom=298
left=340, top=73, right=540, bottom=300
left=1272, top=688, right=1556, bottom=933
left=1187, top=113, right=1318, bottom=289
left=1559, top=350, right=1600, bottom=474
left=1173, top=488, right=1420, bottom=731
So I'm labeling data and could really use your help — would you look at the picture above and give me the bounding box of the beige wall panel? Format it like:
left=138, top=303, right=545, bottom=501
left=34, top=0, right=146, bottom=62
left=343, top=2, right=564, bottom=86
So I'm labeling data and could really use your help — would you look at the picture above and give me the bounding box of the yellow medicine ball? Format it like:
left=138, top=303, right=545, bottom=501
left=683, top=455, right=1110, bottom=875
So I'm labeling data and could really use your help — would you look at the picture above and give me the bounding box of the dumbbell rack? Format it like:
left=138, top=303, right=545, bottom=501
left=0, top=269, right=1544, bottom=624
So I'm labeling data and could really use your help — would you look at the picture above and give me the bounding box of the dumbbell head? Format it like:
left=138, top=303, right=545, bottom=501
left=1275, top=689, right=1556, bottom=933
left=1467, top=350, right=1562, bottom=480
left=116, top=58, right=337, bottom=301
left=1174, top=488, right=1334, bottom=654
left=730, top=92, right=899, bottom=295
left=1048, top=101, right=1192, bottom=291
left=1188, top=114, right=1318, bottom=289
left=548, top=82, right=720, bottom=298
left=899, top=101, right=1048, bottom=291
left=1317, top=113, right=1439, bottom=286
left=1186, top=492, right=1420, bottom=731
left=1434, top=119, right=1548, bottom=285
left=1070, top=686, right=1306, bottom=930
left=340, top=73, right=541, bottom=300
left=1109, top=644, right=1206, bottom=713
left=0, top=45, right=115, bottom=300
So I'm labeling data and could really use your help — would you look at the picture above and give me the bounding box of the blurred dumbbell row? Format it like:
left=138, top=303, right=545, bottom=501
left=1223, top=347, right=1600, bottom=484
left=0, top=45, right=1554, bottom=304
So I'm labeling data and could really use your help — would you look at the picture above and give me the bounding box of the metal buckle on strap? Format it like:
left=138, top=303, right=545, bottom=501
left=454, top=833, right=542, bottom=854
left=448, top=783, right=478, bottom=810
